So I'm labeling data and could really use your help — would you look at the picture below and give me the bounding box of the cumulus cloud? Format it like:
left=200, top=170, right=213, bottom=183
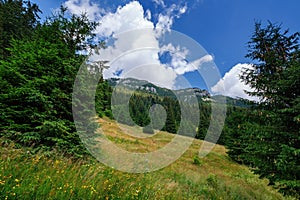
left=95, top=1, right=154, bottom=37
left=90, top=2, right=167, bottom=86
left=65, top=0, right=210, bottom=89
left=211, top=63, right=259, bottom=101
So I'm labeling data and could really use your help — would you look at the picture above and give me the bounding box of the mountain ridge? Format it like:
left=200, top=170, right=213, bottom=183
left=106, top=77, right=251, bottom=107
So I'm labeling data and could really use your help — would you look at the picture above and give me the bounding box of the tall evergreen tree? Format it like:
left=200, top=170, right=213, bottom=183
left=236, top=22, right=300, bottom=196
left=0, top=5, right=99, bottom=155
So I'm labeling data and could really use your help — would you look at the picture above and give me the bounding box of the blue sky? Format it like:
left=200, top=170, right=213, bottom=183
left=31, top=0, right=300, bottom=99
left=172, top=0, right=300, bottom=71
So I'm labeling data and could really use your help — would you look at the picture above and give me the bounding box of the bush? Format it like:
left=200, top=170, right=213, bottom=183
left=193, top=155, right=202, bottom=165
left=143, top=126, right=154, bottom=134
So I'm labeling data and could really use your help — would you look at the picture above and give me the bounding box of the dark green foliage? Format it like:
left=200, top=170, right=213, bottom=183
left=196, top=102, right=211, bottom=140
left=0, top=0, right=41, bottom=59
left=225, top=108, right=300, bottom=197
left=107, top=88, right=183, bottom=134
left=161, top=97, right=180, bottom=134
left=95, top=80, right=113, bottom=118
left=192, top=155, right=202, bottom=165
left=129, top=94, right=153, bottom=127
left=0, top=4, right=99, bottom=155
left=242, top=22, right=300, bottom=109
left=98, top=83, right=214, bottom=138
left=226, top=22, right=300, bottom=197
left=43, top=6, right=98, bottom=55
left=103, top=78, right=213, bottom=138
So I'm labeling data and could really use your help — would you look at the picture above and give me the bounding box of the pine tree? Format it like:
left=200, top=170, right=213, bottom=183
left=237, top=22, right=300, bottom=196
left=0, top=5, right=99, bottom=155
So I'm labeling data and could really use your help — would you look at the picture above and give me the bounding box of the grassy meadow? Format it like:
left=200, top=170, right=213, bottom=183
left=0, top=118, right=294, bottom=200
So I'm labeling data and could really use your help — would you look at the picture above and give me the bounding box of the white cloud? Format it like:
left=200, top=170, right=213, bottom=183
left=155, top=3, right=187, bottom=35
left=156, top=14, right=173, bottom=33
left=124, top=63, right=178, bottom=89
left=89, top=1, right=197, bottom=89
left=64, top=0, right=104, bottom=21
left=145, top=9, right=151, bottom=20
left=153, top=0, right=166, bottom=7
left=174, top=55, right=213, bottom=75
left=86, top=1, right=173, bottom=88
left=179, top=5, right=187, bottom=15
left=160, top=44, right=189, bottom=68
left=96, top=1, right=154, bottom=37
left=169, top=3, right=188, bottom=17
left=160, top=44, right=213, bottom=75
left=66, top=0, right=208, bottom=89
left=211, top=63, right=259, bottom=101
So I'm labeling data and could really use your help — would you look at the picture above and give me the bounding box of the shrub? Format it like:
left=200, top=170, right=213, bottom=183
left=143, top=126, right=154, bottom=134
left=193, top=155, right=202, bottom=165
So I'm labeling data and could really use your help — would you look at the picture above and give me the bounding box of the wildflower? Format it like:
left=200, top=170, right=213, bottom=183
left=14, top=178, right=20, bottom=182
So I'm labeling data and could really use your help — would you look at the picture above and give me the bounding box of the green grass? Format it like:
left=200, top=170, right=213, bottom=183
left=0, top=118, right=295, bottom=199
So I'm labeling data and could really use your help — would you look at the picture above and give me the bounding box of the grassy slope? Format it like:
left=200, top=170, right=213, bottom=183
left=0, top=118, right=293, bottom=199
